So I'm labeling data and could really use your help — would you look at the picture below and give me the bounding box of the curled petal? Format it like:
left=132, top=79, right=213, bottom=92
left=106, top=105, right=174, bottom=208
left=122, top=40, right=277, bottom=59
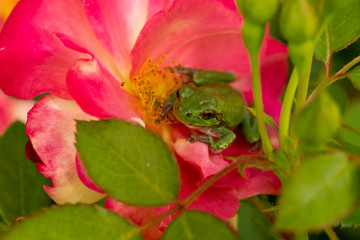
left=66, top=53, right=142, bottom=120
left=174, top=139, right=228, bottom=180
left=0, top=0, right=114, bottom=99
left=26, top=94, right=104, bottom=204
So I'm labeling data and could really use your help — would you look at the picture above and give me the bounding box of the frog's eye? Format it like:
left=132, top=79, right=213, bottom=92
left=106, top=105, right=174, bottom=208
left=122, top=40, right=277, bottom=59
left=200, top=110, right=216, bottom=120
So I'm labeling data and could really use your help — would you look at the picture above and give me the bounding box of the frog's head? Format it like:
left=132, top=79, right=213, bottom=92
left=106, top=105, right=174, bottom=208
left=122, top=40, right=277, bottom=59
left=173, top=86, right=222, bottom=127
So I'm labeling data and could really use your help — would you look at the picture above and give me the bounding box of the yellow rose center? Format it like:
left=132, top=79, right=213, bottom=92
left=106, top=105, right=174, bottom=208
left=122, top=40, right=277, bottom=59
left=132, top=56, right=183, bottom=124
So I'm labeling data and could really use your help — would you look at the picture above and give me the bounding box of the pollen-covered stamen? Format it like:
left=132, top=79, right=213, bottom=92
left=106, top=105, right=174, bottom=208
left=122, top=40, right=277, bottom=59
left=133, top=56, right=183, bottom=123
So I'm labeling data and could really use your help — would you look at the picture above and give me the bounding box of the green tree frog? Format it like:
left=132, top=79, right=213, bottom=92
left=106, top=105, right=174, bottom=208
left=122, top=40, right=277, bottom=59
left=159, top=66, right=260, bottom=153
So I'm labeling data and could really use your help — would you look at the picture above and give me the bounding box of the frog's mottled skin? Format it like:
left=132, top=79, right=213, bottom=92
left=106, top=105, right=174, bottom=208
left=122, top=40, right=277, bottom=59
left=173, top=83, right=245, bottom=128
left=160, top=67, right=259, bottom=153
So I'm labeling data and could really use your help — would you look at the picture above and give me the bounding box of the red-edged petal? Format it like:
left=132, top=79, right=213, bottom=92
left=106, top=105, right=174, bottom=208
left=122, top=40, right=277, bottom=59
left=75, top=155, right=105, bottom=194
left=0, top=0, right=110, bottom=99
left=105, top=197, right=163, bottom=240
left=26, top=94, right=104, bottom=204
left=66, top=53, right=142, bottom=120
left=130, top=0, right=244, bottom=77
left=236, top=167, right=282, bottom=198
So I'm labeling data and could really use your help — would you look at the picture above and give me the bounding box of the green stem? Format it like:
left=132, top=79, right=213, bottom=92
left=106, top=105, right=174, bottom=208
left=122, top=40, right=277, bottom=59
left=334, top=55, right=360, bottom=77
left=293, top=42, right=314, bottom=111
left=324, top=226, right=339, bottom=240
left=241, top=20, right=273, bottom=156
left=249, top=51, right=274, bottom=156
left=279, top=68, right=299, bottom=149
left=342, top=123, right=360, bottom=136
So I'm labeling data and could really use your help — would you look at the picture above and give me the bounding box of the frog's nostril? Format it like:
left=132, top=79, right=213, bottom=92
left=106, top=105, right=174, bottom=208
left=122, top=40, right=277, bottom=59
left=187, top=113, right=192, bottom=117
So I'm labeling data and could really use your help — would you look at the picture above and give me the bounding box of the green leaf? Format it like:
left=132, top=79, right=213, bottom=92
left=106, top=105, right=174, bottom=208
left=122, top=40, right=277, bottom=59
left=315, top=1, right=360, bottom=62
left=276, top=152, right=360, bottom=231
left=76, top=119, right=180, bottom=206
left=347, top=66, right=360, bottom=90
left=238, top=199, right=281, bottom=240
left=0, top=122, right=51, bottom=225
left=245, top=107, right=279, bottom=133
left=339, top=102, right=360, bottom=148
left=163, top=210, right=239, bottom=240
left=1, top=205, right=143, bottom=240
left=340, top=205, right=360, bottom=228
left=314, top=29, right=330, bottom=63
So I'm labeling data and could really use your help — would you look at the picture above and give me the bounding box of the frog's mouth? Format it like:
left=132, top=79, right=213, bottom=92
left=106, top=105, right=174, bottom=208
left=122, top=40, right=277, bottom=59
left=185, top=124, right=221, bottom=137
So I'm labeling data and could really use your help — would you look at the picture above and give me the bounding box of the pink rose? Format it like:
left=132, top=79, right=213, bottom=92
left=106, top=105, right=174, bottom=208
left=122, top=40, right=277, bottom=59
left=0, top=0, right=287, bottom=238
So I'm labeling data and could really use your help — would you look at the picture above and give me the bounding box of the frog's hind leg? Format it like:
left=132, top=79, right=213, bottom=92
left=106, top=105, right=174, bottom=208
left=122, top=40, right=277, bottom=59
left=186, top=126, right=236, bottom=153
left=168, top=66, right=236, bottom=86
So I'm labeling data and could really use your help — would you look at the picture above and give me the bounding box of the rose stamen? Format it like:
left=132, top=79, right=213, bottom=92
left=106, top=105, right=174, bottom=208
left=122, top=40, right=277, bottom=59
left=133, top=55, right=183, bottom=123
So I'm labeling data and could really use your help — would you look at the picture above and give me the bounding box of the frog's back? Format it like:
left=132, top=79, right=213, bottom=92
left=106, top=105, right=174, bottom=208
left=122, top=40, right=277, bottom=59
left=198, top=83, right=245, bottom=128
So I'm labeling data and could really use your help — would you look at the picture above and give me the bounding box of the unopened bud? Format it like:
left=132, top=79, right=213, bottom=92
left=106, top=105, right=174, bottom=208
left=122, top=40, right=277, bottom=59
left=280, top=0, right=319, bottom=43
left=236, top=0, right=279, bottom=24
left=294, top=91, right=341, bottom=153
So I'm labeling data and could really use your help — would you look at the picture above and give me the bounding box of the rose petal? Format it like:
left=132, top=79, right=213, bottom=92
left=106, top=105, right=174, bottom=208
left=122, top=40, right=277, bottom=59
left=188, top=187, right=239, bottom=220
left=236, top=167, right=282, bottom=198
left=0, top=0, right=113, bottom=99
left=105, top=197, right=163, bottom=240
left=147, top=0, right=172, bottom=17
left=178, top=160, right=239, bottom=220
left=0, top=0, right=19, bottom=29
left=26, top=94, right=104, bottom=204
left=84, top=0, right=157, bottom=69
left=174, top=139, right=228, bottom=180
left=66, top=53, right=142, bottom=119
left=75, top=155, right=105, bottom=194
left=130, top=0, right=243, bottom=77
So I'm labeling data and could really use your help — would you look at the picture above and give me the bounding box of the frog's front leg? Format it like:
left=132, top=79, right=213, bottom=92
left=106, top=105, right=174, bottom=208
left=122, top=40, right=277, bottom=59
left=155, top=90, right=177, bottom=124
left=186, top=126, right=236, bottom=153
